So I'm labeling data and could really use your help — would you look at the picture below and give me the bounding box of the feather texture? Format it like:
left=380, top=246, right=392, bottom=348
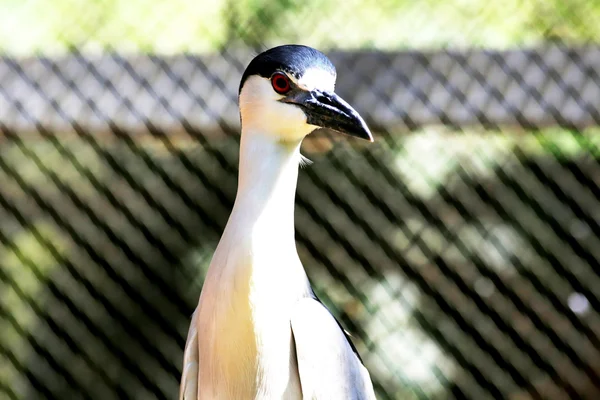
left=291, top=298, right=376, bottom=400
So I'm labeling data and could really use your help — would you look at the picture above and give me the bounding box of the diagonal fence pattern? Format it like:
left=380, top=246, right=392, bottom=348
left=1, top=1, right=600, bottom=399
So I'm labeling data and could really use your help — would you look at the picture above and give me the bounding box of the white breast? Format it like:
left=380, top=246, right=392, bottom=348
left=196, top=233, right=310, bottom=400
left=250, top=246, right=310, bottom=400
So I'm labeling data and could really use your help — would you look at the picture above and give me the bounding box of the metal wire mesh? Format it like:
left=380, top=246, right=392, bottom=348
left=1, top=1, right=600, bottom=399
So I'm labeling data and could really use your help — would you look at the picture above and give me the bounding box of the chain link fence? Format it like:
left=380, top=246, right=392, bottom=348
left=1, top=1, right=600, bottom=399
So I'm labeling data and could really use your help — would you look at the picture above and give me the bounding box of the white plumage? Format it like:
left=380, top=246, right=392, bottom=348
left=180, top=45, right=375, bottom=400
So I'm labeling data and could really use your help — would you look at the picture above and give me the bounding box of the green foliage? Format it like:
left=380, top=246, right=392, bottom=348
left=0, top=0, right=227, bottom=54
left=0, top=0, right=598, bottom=55
left=0, top=223, right=68, bottom=397
left=531, top=0, right=600, bottom=42
left=393, top=127, right=600, bottom=198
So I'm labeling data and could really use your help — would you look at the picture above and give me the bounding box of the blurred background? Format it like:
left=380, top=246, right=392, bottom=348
left=1, top=1, right=599, bottom=399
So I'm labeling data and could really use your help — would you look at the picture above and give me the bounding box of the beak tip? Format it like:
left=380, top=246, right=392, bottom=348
left=365, top=127, right=374, bottom=142
left=339, top=120, right=373, bottom=143
left=350, top=107, right=374, bottom=143
left=360, top=123, right=374, bottom=143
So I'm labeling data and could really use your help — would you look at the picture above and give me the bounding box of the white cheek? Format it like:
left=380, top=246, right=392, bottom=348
left=239, top=76, right=314, bottom=140
left=265, top=102, right=308, bottom=132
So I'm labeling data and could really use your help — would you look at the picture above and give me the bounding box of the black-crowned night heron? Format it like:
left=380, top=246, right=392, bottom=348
left=180, top=44, right=375, bottom=400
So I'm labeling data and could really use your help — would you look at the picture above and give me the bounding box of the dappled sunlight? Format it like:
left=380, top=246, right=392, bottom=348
left=393, top=128, right=513, bottom=198
left=364, top=273, right=454, bottom=397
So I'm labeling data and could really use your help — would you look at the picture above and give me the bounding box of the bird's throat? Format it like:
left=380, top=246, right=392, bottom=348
left=194, top=130, right=309, bottom=400
left=231, top=132, right=302, bottom=249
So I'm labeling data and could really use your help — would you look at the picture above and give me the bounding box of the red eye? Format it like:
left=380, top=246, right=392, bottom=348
left=271, top=72, right=291, bottom=94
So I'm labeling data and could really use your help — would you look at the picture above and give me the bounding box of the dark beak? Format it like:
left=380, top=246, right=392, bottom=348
left=284, top=90, right=373, bottom=142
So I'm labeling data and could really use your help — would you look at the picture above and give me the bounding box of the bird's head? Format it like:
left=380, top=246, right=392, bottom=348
left=238, top=45, right=373, bottom=143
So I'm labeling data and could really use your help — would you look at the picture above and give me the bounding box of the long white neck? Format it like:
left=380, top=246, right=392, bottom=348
left=196, top=129, right=308, bottom=400
left=227, top=130, right=302, bottom=250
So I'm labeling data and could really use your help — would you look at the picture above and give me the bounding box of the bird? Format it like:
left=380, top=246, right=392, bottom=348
left=180, top=44, right=376, bottom=400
